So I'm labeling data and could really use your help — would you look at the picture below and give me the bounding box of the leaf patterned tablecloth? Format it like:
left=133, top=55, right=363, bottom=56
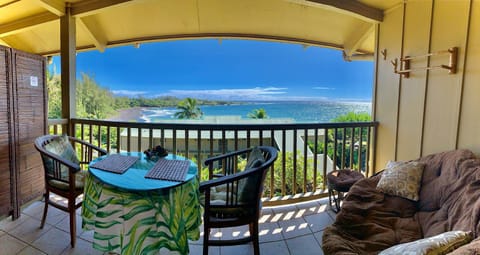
left=82, top=172, right=201, bottom=255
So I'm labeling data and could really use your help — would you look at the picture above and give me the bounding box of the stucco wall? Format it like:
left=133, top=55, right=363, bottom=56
left=374, top=0, right=480, bottom=170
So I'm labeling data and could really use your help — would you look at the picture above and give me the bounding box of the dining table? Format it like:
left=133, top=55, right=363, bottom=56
left=81, top=152, right=202, bottom=255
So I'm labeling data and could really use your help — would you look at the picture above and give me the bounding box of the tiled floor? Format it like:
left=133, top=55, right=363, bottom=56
left=0, top=197, right=335, bottom=255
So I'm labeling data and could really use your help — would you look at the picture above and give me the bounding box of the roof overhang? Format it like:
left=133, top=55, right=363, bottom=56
left=0, top=0, right=401, bottom=57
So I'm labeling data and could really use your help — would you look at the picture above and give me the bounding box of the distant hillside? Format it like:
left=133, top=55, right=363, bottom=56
left=47, top=72, right=242, bottom=119
left=114, top=95, right=240, bottom=109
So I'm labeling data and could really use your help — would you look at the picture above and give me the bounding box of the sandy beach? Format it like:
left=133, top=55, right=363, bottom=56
left=108, top=107, right=143, bottom=121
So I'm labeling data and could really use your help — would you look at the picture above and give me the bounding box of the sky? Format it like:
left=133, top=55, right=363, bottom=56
left=50, top=39, right=374, bottom=102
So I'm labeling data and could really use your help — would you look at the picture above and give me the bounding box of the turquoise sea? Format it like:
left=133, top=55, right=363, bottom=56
left=139, top=101, right=371, bottom=123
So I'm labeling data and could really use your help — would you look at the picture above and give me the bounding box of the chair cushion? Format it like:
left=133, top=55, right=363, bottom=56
left=44, top=135, right=80, bottom=179
left=47, top=170, right=86, bottom=191
left=199, top=184, right=238, bottom=206
left=209, top=206, right=255, bottom=219
left=200, top=186, right=255, bottom=218
left=376, top=161, right=425, bottom=201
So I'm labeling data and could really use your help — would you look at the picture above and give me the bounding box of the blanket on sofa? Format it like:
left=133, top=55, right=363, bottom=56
left=322, top=149, right=480, bottom=255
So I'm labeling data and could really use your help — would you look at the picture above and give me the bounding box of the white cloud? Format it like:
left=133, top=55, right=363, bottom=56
left=160, top=87, right=289, bottom=100
left=312, top=86, right=335, bottom=90
left=112, top=90, right=148, bottom=97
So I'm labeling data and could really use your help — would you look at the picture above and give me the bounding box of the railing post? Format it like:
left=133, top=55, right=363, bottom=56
left=48, top=118, right=378, bottom=205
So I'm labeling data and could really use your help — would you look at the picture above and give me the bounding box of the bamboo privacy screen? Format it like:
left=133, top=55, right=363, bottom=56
left=0, top=45, right=47, bottom=219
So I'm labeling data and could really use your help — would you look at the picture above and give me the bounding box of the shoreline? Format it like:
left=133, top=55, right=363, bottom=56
left=106, top=102, right=371, bottom=123
left=107, top=107, right=143, bottom=122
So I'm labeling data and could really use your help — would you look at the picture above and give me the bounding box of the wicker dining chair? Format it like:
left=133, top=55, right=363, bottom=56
left=199, top=146, right=278, bottom=255
left=34, top=134, right=107, bottom=247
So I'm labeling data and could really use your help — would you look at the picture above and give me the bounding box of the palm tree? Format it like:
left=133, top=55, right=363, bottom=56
left=247, top=108, right=268, bottom=119
left=174, top=98, right=203, bottom=119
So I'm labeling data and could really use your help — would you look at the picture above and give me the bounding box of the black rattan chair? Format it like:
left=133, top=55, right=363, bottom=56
left=199, top=146, right=278, bottom=255
left=34, top=134, right=107, bottom=247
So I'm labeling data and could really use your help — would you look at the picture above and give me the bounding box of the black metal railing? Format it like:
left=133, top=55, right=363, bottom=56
left=48, top=118, right=378, bottom=205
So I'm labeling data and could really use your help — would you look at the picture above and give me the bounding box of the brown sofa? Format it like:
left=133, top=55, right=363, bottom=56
left=322, top=149, right=480, bottom=254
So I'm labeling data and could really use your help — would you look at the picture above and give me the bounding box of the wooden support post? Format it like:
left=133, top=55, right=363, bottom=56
left=60, top=5, right=76, bottom=135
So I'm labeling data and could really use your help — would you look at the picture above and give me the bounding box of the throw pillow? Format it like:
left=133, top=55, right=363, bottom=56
left=376, top=161, right=425, bottom=201
left=447, top=237, right=480, bottom=254
left=245, top=147, right=265, bottom=170
left=238, top=147, right=266, bottom=203
left=44, top=135, right=80, bottom=179
left=386, top=160, right=403, bottom=168
left=379, top=230, right=473, bottom=255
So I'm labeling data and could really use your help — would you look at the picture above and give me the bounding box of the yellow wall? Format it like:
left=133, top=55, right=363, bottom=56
left=374, top=0, right=479, bottom=170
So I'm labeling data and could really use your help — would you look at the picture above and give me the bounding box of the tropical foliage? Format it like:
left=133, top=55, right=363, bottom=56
left=76, top=73, right=117, bottom=119
left=46, top=71, right=62, bottom=119
left=199, top=151, right=323, bottom=197
left=331, top=111, right=371, bottom=122
left=247, top=108, right=268, bottom=119
left=174, top=98, right=203, bottom=119
left=46, top=73, right=231, bottom=149
left=309, top=111, right=372, bottom=170
left=264, top=151, right=322, bottom=196
left=46, top=72, right=233, bottom=120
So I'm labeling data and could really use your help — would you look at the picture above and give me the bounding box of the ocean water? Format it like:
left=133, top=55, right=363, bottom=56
left=140, top=101, right=371, bottom=123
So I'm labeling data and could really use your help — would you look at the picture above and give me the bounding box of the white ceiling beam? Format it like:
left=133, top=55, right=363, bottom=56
left=287, top=0, right=383, bottom=23
left=33, top=0, right=66, bottom=16
left=78, top=17, right=107, bottom=52
left=343, top=23, right=374, bottom=57
left=71, top=0, right=134, bottom=17
left=0, top=12, right=57, bottom=37
left=0, top=0, right=131, bottom=37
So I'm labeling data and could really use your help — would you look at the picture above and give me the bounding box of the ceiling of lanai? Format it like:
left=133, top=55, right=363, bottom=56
left=0, top=0, right=402, bottom=57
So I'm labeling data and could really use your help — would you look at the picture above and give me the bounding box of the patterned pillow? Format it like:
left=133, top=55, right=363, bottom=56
left=379, top=231, right=473, bottom=255
left=376, top=161, right=425, bottom=201
left=447, top=237, right=480, bottom=254
left=44, top=135, right=80, bottom=179
left=245, top=147, right=265, bottom=170
left=386, top=160, right=403, bottom=168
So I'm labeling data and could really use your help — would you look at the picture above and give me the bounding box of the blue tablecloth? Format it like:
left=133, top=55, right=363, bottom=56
left=88, top=153, right=198, bottom=191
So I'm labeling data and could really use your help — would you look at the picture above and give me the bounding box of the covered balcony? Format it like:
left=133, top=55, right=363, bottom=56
left=1, top=0, right=479, bottom=254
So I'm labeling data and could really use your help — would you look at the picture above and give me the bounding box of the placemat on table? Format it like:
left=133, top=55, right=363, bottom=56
left=145, top=159, right=189, bottom=182
left=90, top=154, right=139, bottom=174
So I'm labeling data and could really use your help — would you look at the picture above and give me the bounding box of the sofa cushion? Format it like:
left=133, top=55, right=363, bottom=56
left=379, top=230, right=473, bottom=255
left=376, top=161, right=425, bottom=201
left=322, top=149, right=480, bottom=255
left=415, top=149, right=480, bottom=237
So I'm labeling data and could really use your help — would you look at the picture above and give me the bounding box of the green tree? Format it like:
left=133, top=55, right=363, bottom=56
left=174, top=98, right=203, bottom=119
left=263, top=151, right=322, bottom=197
left=309, top=111, right=372, bottom=170
left=76, top=73, right=116, bottom=119
left=332, top=111, right=371, bottom=122
left=46, top=71, right=62, bottom=118
left=247, top=108, right=268, bottom=119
